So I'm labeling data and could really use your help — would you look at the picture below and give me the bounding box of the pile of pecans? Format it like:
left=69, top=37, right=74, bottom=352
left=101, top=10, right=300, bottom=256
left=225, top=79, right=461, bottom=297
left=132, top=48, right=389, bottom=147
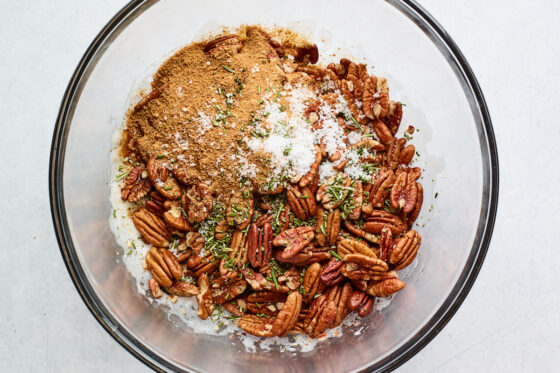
left=119, top=31, right=423, bottom=339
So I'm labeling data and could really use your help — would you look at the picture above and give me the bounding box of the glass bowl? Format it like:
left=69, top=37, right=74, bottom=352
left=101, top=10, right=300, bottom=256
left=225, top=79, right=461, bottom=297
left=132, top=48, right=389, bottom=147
left=49, top=0, right=498, bottom=371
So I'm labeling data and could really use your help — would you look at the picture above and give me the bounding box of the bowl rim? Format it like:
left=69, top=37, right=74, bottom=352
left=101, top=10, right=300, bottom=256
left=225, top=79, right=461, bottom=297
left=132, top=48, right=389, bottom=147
left=49, top=0, right=499, bottom=371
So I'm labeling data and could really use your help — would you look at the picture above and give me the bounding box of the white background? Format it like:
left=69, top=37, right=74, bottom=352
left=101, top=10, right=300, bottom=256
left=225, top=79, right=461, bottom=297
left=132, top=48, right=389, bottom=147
left=1, top=0, right=559, bottom=371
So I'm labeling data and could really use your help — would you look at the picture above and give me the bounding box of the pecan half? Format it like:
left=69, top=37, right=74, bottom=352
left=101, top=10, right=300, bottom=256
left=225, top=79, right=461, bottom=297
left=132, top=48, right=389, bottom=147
left=337, top=238, right=377, bottom=258
left=240, top=268, right=285, bottom=292
left=219, top=229, right=247, bottom=279
left=223, top=299, right=247, bottom=317
left=247, top=222, right=273, bottom=268
left=303, top=295, right=337, bottom=338
left=146, top=247, right=182, bottom=288
left=325, top=282, right=352, bottom=327
left=187, top=252, right=219, bottom=277
left=372, top=119, right=393, bottom=143
left=247, top=291, right=287, bottom=316
left=185, top=231, right=205, bottom=255
left=368, top=167, right=396, bottom=208
left=347, top=181, right=363, bottom=220
left=147, top=157, right=181, bottom=200
left=163, top=200, right=193, bottom=231
left=238, top=314, right=276, bottom=337
left=211, top=277, right=247, bottom=304
left=273, top=226, right=315, bottom=259
left=315, top=207, right=341, bottom=247
left=384, top=138, right=406, bottom=171
left=399, top=144, right=415, bottom=166
left=320, top=258, right=344, bottom=286
left=341, top=253, right=388, bottom=281
left=316, top=174, right=352, bottom=209
left=182, top=183, right=213, bottom=224
left=299, top=146, right=322, bottom=189
left=390, top=230, right=421, bottom=270
left=287, top=185, right=316, bottom=220
left=145, top=191, right=165, bottom=217
left=364, top=210, right=406, bottom=235
left=390, top=168, right=421, bottom=213
left=302, top=262, right=326, bottom=303
left=407, top=183, right=423, bottom=226
left=148, top=278, right=162, bottom=299
left=267, top=291, right=302, bottom=337
left=378, top=227, right=395, bottom=263
left=273, top=246, right=330, bottom=266
left=348, top=290, right=374, bottom=318
left=121, top=165, right=151, bottom=203
left=383, top=101, right=403, bottom=135
left=367, top=278, right=405, bottom=297
left=343, top=221, right=379, bottom=243
left=132, top=208, right=170, bottom=247
left=196, top=274, right=213, bottom=320
left=164, top=281, right=199, bottom=297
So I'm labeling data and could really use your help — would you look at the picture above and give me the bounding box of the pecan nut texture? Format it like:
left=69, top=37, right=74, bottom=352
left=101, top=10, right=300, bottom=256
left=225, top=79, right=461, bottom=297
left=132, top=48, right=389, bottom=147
left=182, top=183, right=213, bottom=224
left=146, top=247, right=182, bottom=288
left=132, top=209, right=170, bottom=247
left=389, top=230, right=421, bottom=270
left=146, top=157, right=181, bottom=200
left=165, top=281, right=199, bottom=297
left=148, top=278, right=162, bottom=299
left=211, top=277, right=247, bottom=304
left=341, top=253, right=388, bottom=281
left=247, top=291, right=287, bottom=316
left=163, top=200, right=193, bottom=231
left=348, top=290, right=374, bottom=318
left=302, top=262, right=326, bottom=303
left=390, top=168, right=421, bottom=213
left=325, top=282, right=352, bottom=327
left=315, top=207, right=341, bottom=247
left=320, top=258, right=344, bottom=286
left=273, top=227, right=315, bottom=259
left=287, top=185, right=317, bottom=221
left=303, top=295, right=337, bottom=338
left=367, top=277, right=405, bottom=298
left=145, top=191, right=165, bottom=217
left=364, top=210, right=407, bottom=235
left=196, top=274, right=214, bottom=320
left=406, top=183, right=423, bottom=226
left=247, top=222, right=273, bottom=268
left=337, top=238, right=377, bottom=258
left=368, top=167, right=396, bottom=208
left=316, top=174, right=352, bottom=209
left=120, top=165, right=151, bottom=203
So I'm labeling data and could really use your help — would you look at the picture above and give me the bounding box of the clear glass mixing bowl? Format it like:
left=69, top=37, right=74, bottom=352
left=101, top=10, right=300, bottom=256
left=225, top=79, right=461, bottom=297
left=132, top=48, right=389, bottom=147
left=49, top=0, right=498, bottom=371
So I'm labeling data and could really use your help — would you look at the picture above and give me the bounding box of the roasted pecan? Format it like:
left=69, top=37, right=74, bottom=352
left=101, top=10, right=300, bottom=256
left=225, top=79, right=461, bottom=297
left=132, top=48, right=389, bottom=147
left=133, top=83, right=168, bottom=113
left=368, top=167, right=396, bottom=208
left=383, top=101, right=403, bottom=135
left=320, top=258, right=344, bottom=286
left=219, top=229, right=248, bottom=280
left=145, top=191, right=165, bottom=217
left=390, top=230, right=421, bottom=270
left=268, top=291, right=302, bottom=337
left=247, top=291, right=287, bottom=316
left=132, top=208, right=170, bottom=247
left=247, top=222, right=273, bottom=268
left=238, top=314, right=276, bottom=337
left=341, top=253, right=388, bottom=281
left=343, top=221, right=379, bottom=243
left=226, top=199, right=254, bottom=229
left=181, top=183, right=212, bottom=224
left=406, top=183, right=423, bottom=226
left=315, top=207, right=341, bottom=247
left=223, top=299, right=247, bottom=317
left=121, top=165, right=151, bottom=203
left=240, top=268, right=284, bottom=292
left=345, top=62, right=368, bottom=98
left=204, top=34, right=242, bottom=56
left=196, top=274, right=213, bottom=320
left=287, top=185, right=316, bottom=220
left=148, top=278, right=162, bottom=299
left=299, top=146, right=322, bottom=189
left=348, top=290, right=374, bottom=317
left=164, top=281, right=199, bottom=297
left=363, top=76, right=390, bottom=121
left=302, top=262, right=326, bottom=303
left=187, top=252, right=219, bottom=277
left=185, top=231, right=205, bottom=255
left=163, top=200, right=193, bottom=231
left=364, top=210, right=406, bottom=235
left=303, top=295, right=337, bottom=338
left=367, top=277, right=405, bottom=298
left=384, top=138, right=406, bottom=171
left=147, top=157, right=181, bottom=200
left=372, top=119, right=393, bottom=144
left=378, top=227, right=395, bottom=263
left=316, top=174, right=352, bottom=209
left=347, top=181, right=363, bottom=220
left=390, top=168, right=421, bottom=213
left=273, top=246, right=330, bottom=266
left=325, top=282, right=352, bottom=326
left=337, top=238, right=377, bottom=258
left=339, top=79, right=366, bottom=125
left=146, top=247, right=182, bottom=288
left=273, top=226, right=315, bottom=259
left=211, top=277, right=247, bottom=304
left=399, top=144, right=415, bottom=166
left=214, top=219, right=230, bottom=240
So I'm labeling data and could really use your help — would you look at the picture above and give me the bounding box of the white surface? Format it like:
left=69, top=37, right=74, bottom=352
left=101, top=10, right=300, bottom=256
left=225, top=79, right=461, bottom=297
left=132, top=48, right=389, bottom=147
left=0, top=0, right=558, bottom=371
